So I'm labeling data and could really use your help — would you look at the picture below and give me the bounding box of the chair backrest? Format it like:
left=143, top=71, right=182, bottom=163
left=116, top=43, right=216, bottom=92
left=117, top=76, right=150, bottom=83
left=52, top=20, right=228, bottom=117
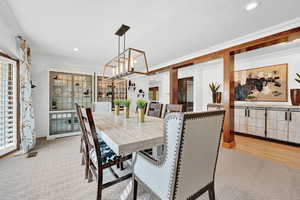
left=75, top=103, right=88, bottom=145
left=76, top=103, right=102, bottom=169
left=84, top=107, right=103, bottom=168
left=168, top=110, right=225, bottom=199
left=147, top=102, right=163, bottom=118
left=93, top=102, right=112, bottom=113
left=162, top=104, right=183, bottom=118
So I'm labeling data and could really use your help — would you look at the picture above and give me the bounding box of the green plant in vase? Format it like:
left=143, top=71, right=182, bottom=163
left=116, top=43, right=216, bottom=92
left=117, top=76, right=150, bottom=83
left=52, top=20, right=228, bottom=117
left=114, top=99, right=122, bottom=115
left=209, top=82, right=221, bottom=103
left=136, top=99, right=147, bottom=122
left=122, top=99, right=130, bottom=118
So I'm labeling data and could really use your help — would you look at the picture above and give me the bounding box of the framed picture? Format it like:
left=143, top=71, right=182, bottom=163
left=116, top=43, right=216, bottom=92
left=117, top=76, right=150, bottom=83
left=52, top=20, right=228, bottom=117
left=234, top=64, right=288, bottom=102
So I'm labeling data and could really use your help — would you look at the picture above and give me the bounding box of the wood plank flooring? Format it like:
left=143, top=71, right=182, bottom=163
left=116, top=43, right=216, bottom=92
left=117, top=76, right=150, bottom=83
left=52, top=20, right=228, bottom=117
left=229, top=135, right=300, bottom=169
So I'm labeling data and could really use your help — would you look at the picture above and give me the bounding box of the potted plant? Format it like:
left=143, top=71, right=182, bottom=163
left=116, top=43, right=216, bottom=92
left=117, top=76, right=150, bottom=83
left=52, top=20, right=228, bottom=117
left=122, top=99, right=130, bottom=118
left=209, top=82, right=222, bottom=103
left=114, top=99, right=121, bottom=115
left=136, top=99, right=147, bottom=123
left=291, top=73, right=300, bottom=106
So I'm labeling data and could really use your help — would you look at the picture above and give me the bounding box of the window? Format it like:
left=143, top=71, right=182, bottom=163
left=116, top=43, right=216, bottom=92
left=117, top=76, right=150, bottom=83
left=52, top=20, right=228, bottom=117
left=0, top=56, right=18, bottom=156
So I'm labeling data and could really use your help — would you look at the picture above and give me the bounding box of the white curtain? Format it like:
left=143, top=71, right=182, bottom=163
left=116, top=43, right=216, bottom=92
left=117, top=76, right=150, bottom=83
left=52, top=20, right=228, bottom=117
left=19, top=39, right=36, bottom=153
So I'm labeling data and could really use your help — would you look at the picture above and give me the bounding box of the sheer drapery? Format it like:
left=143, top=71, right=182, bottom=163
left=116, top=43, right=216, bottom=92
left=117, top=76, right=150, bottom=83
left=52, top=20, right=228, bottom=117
left=19, top=39, right=36, bottom=153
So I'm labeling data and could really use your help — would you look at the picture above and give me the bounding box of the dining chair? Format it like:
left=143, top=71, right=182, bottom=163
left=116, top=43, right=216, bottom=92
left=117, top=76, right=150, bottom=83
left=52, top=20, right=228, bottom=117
left=83, top=107, right=132, bottom=200
left=75, top=103, right=89, bottom=179
left=147, top=101, right=163, bottom=118
left=162, top=104, right=183, bottom=118
left=133, top=110, right=225, bottom=200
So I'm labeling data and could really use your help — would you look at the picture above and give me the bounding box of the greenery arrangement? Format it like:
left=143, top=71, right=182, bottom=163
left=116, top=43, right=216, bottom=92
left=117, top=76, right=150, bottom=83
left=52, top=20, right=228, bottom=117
left=209, top=82, right=221, bottom=93
left=136, top=99, right=147, bottom=109
left=113, top=99, right=122, bottom=106
left=295, top=73, right=300, bottom=84
left=122, top=99, right=130, bottom=107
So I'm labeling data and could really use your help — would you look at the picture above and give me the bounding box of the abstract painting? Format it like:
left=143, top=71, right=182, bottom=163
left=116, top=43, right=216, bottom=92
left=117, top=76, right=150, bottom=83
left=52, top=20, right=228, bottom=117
left=234, top=64, right=288, bottom=102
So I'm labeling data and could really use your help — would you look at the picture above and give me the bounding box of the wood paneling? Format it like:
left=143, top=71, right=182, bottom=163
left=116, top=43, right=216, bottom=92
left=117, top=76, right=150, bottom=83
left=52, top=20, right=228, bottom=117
left=223, top=52, right=235, bottom=148
left=232, top=135, right=300, bottom=169
left=170, top=68, right=178, bottom=104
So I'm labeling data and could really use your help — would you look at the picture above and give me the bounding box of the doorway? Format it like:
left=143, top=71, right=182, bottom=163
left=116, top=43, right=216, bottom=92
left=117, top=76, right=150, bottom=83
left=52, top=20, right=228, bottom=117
left=178, top=77, right=193, bottom=112
left=149, top=87, right=159, bottom=101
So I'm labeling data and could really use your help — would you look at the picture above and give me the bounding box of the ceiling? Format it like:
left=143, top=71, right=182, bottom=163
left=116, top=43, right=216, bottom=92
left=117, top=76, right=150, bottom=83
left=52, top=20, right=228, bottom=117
left=5, top=0, right=300, bottom=69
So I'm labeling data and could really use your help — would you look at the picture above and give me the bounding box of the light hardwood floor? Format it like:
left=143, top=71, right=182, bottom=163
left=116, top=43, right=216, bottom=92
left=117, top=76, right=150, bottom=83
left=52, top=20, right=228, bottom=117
left=230, top=135, right=300, bottom=169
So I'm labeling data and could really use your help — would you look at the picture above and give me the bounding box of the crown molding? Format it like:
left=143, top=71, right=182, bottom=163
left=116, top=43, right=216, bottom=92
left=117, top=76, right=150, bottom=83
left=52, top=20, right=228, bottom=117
left=151, top=17, right=300, bottom=71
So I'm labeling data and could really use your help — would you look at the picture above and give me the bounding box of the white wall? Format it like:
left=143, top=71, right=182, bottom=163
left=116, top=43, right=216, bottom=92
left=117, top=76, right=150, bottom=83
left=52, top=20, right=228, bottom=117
left=0, top=2, right=19, bottom=58
left=31, top=54, right=99, bottom=138
left=127, top=71, right=170, bottom=112
left=177, top=59, right=224, bottom=111
left=174, top=45, right=300, bottom=112
left=234, top=46, right=300, bottom=105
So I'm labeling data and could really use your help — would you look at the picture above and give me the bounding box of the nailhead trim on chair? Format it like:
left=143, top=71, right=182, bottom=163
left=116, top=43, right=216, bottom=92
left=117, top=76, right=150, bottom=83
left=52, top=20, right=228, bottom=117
left=138, top=113, right=184, bottom=167
left=170, top=110, right=225, bottom=200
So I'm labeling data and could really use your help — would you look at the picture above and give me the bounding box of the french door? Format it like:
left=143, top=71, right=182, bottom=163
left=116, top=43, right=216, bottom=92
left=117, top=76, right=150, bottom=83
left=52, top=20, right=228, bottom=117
left=0, top=56, right=18, bottom=156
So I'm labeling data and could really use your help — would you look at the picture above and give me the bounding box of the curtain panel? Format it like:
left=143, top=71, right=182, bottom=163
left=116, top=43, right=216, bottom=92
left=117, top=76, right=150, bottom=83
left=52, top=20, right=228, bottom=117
left=19, top=39, right=36, bottom=153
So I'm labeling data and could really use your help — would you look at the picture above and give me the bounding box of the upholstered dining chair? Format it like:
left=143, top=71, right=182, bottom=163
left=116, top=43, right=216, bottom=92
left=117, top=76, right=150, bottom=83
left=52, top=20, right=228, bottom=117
left=83, top=107, right=132, bottom=200
left=133, top=110, right=225, bottom=200
left=147, top=101, right=163, bottom=118
left=162, top=104, right=183, bottom=118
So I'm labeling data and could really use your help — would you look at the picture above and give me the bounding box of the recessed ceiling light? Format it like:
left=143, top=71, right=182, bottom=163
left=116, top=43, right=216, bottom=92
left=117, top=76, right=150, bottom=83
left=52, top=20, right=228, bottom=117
left=246, top=1, right=259, bottom=11
left=73, top=48, right=79, bottom=52
left=133, top=60, right=138, bottom=64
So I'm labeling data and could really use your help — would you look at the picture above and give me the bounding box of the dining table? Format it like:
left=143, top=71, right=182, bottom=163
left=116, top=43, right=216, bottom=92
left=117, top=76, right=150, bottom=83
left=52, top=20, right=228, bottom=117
left=93, top=111, right=164, bottom=199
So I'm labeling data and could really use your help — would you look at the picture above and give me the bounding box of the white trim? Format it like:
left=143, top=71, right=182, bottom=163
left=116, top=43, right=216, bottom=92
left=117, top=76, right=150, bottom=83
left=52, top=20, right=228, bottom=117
left=48, top=68, right=95, bottom=76
left=47, top=132, right=81, bottom=140
left=151, top=18, right=300, bottom=71
left=0, top=57, right=18, bottom=156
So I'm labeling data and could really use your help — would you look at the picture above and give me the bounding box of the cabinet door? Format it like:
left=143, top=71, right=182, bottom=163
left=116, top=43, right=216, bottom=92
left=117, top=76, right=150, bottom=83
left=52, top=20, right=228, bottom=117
left=266, top=110, right=289, bottom=141
left=234, top=108, right=248, bottom=134
left=288, top=111, right=300, bottom=144
left=248, top=109, right=265, bottom=137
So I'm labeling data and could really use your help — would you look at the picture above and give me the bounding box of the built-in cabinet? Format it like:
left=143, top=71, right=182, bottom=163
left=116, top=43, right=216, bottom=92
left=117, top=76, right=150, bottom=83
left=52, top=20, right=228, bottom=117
left=49, top=71, right=93, bottom=137
left=207, top=104, right=300, bottom=146
left=235, top=107, right=265, bottom=138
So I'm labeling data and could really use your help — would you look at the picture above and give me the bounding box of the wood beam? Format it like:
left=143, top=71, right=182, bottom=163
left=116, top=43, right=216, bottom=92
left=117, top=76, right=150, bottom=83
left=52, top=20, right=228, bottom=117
left=170, top=68, right=178, bottom=104
left=223, top=52, right=235, bottom=148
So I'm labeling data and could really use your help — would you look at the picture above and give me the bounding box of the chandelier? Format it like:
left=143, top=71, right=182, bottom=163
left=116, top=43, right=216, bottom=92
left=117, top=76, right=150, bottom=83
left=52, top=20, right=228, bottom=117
left=103, top=24, right=149, bottom=79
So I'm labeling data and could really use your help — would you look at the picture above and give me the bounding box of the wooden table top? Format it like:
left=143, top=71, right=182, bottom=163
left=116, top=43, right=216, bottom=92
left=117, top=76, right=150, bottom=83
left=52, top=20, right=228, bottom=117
left=94, top=112, right=164, bottom=155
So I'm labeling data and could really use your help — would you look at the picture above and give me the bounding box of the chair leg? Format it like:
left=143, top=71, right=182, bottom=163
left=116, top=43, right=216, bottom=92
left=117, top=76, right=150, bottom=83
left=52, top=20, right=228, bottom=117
left=81, top=154, right=85, bottom=166
left=84, top=157, right=89, bottom=179
left=208, top=184, right=216, bottom=200
left=80, top=138, right=83, bottom=153
left=96, top=179, right=102, bottom=200
left=133, top=178, right=138, bottom=200
left=88, top=168, right=93, bottom=183
left=120, top=162, right=125, bottom=170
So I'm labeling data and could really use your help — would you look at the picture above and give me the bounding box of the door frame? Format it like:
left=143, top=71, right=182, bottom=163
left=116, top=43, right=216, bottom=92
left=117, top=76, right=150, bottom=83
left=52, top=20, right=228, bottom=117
left=0, top=53, right=20, bottom=157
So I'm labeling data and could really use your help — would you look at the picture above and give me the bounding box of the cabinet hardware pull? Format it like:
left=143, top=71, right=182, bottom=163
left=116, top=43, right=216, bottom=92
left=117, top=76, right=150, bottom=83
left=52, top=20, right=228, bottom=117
left=290, top=112, right=292, bottom=121
left=248, top=109, right=250, bottom=117
left=285, top=112, right=287, bottom=121
left=245, top=109, right=247, bottom=117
